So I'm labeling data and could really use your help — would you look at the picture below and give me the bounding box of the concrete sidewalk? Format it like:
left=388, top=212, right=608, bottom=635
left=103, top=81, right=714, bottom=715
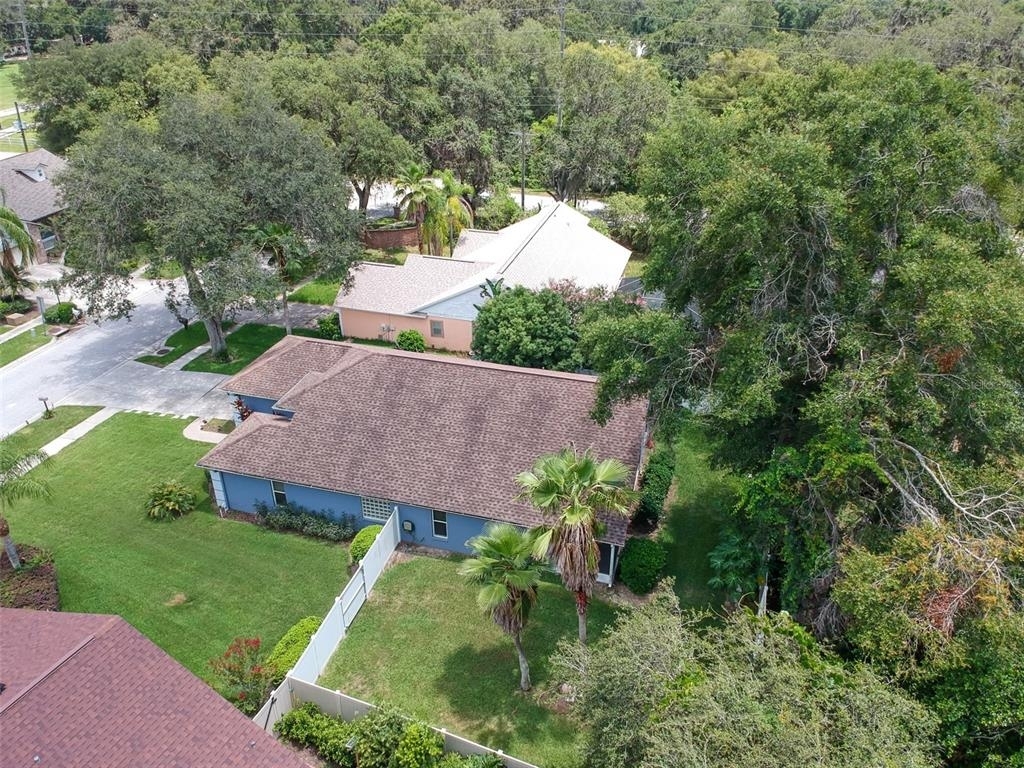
left=40, top=407, right=120, bottom=457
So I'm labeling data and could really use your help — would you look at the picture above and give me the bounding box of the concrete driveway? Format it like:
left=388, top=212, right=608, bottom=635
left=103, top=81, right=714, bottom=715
left=0, top=278, right=231, bottom=435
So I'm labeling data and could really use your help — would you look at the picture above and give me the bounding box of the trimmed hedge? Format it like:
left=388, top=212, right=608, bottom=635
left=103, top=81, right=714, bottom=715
left=275, top=703, right=505, bottom=768
left=633, top=445, right=676, bottom=528
left=618, top=537, right=667, bottom=594
left=267, top=615, right=322, bottom=684
left=255, top=501, right=356, bottom=542
left=351, top=524, right=382, bottom=563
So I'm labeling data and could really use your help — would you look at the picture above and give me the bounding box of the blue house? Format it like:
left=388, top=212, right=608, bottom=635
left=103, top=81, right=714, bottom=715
left=198, top=337, right=648, bottom=584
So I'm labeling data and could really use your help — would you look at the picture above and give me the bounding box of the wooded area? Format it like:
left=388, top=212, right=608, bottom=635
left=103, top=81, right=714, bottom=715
left=3, top=1, right=1021, bottom=765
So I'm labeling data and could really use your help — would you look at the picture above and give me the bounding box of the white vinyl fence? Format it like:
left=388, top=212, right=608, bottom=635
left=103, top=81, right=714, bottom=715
left=290, top=512, right=401, bottom=682
left=258, top=677, right=540, bottom=768
left=252, top=511, right=540, bottom=768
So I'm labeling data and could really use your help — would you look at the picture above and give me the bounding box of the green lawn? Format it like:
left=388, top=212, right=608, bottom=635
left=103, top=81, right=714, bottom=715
left=319, top=556, right=617, bottom=766
left=0, top=63, right=21, bottom=109
left=289, top=280, right=341, bottom=305
left=623, top=255, right=647, bottom=278
left=3, top=406, right=101, bottom=452
left=184, top=323, right=288, bottom=375
left=136, top=322, right=233, bottom=367
left=658, top=421, right=739, bottom=610
left=5, top=413, right=347, bottom=679
left=0, top=326, right=51, bottom=367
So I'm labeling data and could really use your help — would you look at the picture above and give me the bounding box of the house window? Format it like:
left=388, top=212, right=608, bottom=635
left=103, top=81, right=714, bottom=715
left=361, top=497, right=393, bottom=522
left=432, top=510, right=448, bottom=539
left=271, top=481, right=287, bottom=506
left=430, top=320, right=444, bottom=338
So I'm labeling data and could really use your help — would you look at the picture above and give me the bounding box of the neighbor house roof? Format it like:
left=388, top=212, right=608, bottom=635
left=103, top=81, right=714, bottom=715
left=337, top=254, right=494, bottom=316
left=335, top=203, right=631, bottom=319
left=451, top=228, right=500, bottom=258
left=0, top=608, right=309, bottom=768
left=201, top=337, right=647, bottom=545
left=0, top=148, right=68, bottom=222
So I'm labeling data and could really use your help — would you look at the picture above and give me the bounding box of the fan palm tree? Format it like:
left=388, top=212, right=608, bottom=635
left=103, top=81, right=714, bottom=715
left=517, top=448, right=634, bottom=644
left=247, top=223, right=308, bottom=334
left=438, top=170, right=473, bottom=257
left=395, top=162, right=442, bottom=254
left=0, top=441, right=51, bottom=569
left=0, top=206, right=34, bottom=274
left=458, top=523, right=543, bottom=691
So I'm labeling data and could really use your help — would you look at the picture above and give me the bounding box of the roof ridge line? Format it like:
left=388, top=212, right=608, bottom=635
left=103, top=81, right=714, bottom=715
left=495, top=203, right=560, bottom=276
left=0, top=615, right=119, bottom=717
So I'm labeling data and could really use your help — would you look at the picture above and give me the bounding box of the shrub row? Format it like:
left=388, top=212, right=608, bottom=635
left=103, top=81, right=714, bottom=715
left=633, top=445, right=676, bottom=528
left=276, top=703, right=504, bottom=768
left=618, top=537, right=667, bottom=594
left=266, top=616, right=322, bottom=684
left=350, top=524, right=382, bottom=562
left=255, top=501, right=356, bottom=542
left=0, top=297, right=33, bottom=315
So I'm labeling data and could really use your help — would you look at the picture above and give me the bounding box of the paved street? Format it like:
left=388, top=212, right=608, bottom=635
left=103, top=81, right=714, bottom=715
left=0, top=279, right=231, bottom=435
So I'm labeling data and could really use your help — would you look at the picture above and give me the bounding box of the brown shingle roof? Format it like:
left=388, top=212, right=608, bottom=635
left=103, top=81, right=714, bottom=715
left=200, top=339, right=648, bottom=545
left=221, top=333, right=353, bottom=401
left=0, top=608, right=309, bottom=768
left=0, top=148, right=68, bottom=222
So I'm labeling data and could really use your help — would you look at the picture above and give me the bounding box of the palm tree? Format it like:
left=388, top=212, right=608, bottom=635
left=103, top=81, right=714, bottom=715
left=458, top=523, right=543, bottom=691
left=0, top=441, right=51, bottom=569
left=395, top=162, right=444, bottom=254
left=438, top=170, right=473, bottom=257
left=247, top=223, right=308, bottom=334
left=0, top=206, right=34, bottom=276
left=517, top=448, right=634, bottom=644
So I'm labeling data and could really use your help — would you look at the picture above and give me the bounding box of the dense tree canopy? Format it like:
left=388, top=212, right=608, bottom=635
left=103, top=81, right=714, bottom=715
left=58, top=92, right=359, bottom=356
left=471, top=286, right=581, bottom=371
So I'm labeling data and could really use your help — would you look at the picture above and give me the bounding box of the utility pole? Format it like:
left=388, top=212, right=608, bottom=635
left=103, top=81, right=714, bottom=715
left=13, top=101, right=28, bottom=152
left=556, top=0, right=566, bottom=130
left=17, top=0, right=31, bottom=58
left=519, top=126, right=527, bottom=210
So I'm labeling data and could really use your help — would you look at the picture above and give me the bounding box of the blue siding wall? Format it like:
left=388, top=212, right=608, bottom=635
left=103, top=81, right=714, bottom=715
left=219, top=472, right=489, bottom=553
left=419, top=288, right=482, bottom=321
left=396, top=503, right=487, bottom=554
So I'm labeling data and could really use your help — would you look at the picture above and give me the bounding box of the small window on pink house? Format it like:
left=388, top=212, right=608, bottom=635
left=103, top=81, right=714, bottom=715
left=430, top=320, right=444, bottom=338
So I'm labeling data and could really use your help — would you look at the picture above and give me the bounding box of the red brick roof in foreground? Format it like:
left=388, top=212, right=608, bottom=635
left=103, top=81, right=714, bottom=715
left=0, top=608, right=309, bottom=768
left=204, top=338, right=648, bottom=546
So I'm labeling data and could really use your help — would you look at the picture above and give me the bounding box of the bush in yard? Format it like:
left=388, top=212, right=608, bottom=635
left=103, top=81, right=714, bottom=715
left=395, top=329, right=426, bottom=353
left=317, top=312, right=343, bottom=341
left=267, top=615, right=322, bottom=684
left=42, top=301, right=77, bottom=324
left=1, top=297, right=33, bottom=315
left=395, top=721, right=444, bottom=768
left=254, top=501, right=356, bottom=542
left=209, top=637, right=274, bottom=715
left=350, top=524, right=382, bottom=563
left=437, top=757, right=503, bottom=768
left=354, top=705, right=408, bottom=768
left=145, top=481, right=197, bottom=520
left=275, top=703, right=356, bottom=767
left=471, top=286, right=581, bottom=372
left=633, top=445, right=675, bottom=528
left=618, top=537, right=667, bottom=594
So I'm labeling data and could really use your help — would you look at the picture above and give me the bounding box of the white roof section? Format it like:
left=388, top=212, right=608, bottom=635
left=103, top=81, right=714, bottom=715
left=336, top=255, right=492, bottom=315
left=413, top=203, right=631, bottom=314
left=336, top=203, right=631, bottom=318
left=452, top=228, right=500, bottom=258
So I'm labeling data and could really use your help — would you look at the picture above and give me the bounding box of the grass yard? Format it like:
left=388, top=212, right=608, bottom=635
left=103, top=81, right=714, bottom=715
left=136, top=322, right=233, bottom=367
left=319, top=556, right=618, bottom=766
left=4, top=412, right=347, bottom=679
left=3, top=406, right=101, bottom=452
left=659, top=421, right=739, bottom=610
left=0, top=326, right=51, bottom=367
left=184, top=323, right=287, bottom=375
left=289, top=280, right=341, bottom=305
left=622, top=255, right=647, bottom=278
left=0, top=63, right=21, bottom=109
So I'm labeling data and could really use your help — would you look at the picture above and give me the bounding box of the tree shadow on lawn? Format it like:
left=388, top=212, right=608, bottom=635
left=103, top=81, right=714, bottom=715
left=436, top=641, right=571, bottom=756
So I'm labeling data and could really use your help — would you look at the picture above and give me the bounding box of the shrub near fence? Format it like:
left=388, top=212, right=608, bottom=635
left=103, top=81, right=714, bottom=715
left=255, top=501, right=356, bottom=542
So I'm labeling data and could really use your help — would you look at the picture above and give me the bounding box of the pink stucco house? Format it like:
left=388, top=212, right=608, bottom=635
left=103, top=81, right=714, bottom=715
left=335, top=202, right=631, bottom=352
